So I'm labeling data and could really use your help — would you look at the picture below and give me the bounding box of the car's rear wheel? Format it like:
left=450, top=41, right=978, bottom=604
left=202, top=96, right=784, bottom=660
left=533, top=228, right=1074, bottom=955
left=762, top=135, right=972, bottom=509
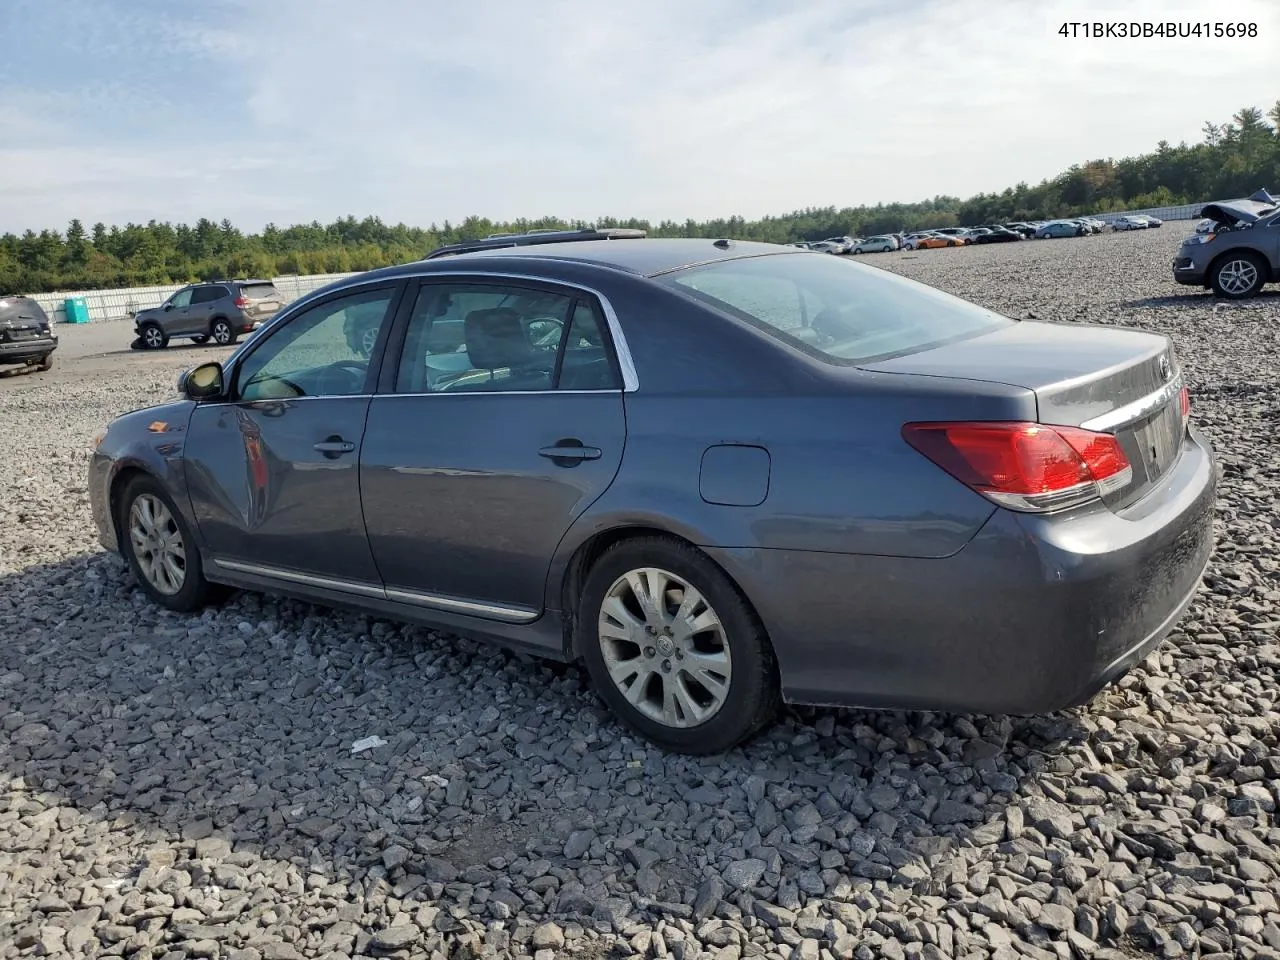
left=140, top=323, right=168, bottom=350
left=191, top=334, right=209, bottom=345
left=577, top=536, right=780, bottom=754
left=1211, top=253, right=1267, bottom=299
left=118, top=475, right=221, bottom=613
left=211, top=318, right=237, bottom=346
left=36, top=353, right=52, bottom=371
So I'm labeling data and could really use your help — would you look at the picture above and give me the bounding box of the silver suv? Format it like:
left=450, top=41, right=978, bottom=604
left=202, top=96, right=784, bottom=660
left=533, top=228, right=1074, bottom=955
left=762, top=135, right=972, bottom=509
left=133, top=280, right=285, bottom=349
left=1173, top=189, right=1280, bottom=299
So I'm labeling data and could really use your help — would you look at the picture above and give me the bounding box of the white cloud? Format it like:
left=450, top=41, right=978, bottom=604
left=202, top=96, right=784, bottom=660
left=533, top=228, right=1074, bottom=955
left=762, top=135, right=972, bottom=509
left=1, top=0, right=1278, bottom=232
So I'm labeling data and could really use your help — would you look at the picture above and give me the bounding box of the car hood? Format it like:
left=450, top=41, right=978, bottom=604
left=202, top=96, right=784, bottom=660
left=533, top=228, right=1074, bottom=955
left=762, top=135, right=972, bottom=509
left=1199, top=188, right=1278, bottom=226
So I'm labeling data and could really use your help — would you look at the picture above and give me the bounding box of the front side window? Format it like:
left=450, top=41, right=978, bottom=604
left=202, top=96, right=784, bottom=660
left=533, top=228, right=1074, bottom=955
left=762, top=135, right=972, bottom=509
left=233, top=288, right=396, bottom=401
left=168, top=288, right=193, bottom=308
left=393, top=282, right=620, bottom=393
left=660, top=251, right=1011, bottom=364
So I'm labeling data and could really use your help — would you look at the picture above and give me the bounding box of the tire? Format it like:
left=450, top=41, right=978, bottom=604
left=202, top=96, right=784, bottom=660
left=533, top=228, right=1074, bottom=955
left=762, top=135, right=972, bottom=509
left=191, top=334, right=209, bottom=345
left=140, top=323, right=169, bottom=350
left=36, top=353, right=52, bottom=372
left=577, top=536, right=780, bottom=754
left=117, top=474, right=222, bottom=613
left=852, top=248, right=863, bottom=255
left=211, top=318, right=238, bottom=346
left=1210, top=252, right=1267, bottom=300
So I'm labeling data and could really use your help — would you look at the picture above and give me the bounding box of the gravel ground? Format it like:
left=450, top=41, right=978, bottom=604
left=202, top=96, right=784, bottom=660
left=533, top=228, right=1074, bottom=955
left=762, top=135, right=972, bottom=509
left=2, top=226, right=1280, bottom=960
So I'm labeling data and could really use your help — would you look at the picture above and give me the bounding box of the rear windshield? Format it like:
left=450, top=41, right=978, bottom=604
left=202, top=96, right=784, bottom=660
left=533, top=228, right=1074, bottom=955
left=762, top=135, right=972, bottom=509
left=0, top=297, right=49, bottom=324
left=239, top=283, right=280, bottom=299
left=658, top=251, right=1011, bottom=364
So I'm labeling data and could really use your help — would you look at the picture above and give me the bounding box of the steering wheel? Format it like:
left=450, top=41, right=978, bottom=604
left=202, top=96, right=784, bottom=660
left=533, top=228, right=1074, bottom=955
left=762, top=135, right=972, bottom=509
left=316, top=360, right=368, bottom=394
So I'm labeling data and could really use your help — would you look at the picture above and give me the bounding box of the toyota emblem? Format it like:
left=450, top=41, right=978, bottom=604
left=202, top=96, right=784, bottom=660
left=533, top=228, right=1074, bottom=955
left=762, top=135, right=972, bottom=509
left=1159, top=355, right=1172, bottom=382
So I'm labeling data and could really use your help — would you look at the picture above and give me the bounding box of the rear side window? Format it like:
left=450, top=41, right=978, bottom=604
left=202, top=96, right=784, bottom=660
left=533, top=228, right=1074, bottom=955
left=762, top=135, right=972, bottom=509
left=191, top=286, right=226, bottom=305
left=660, top=252, right=1011, bottom=364
left=240, top=284, right=281, bottom=300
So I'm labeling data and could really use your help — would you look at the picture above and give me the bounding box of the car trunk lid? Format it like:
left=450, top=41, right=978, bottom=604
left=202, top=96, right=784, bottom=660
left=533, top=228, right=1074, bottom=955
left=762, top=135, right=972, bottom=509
left=861, top=320, right=1186, bottom=509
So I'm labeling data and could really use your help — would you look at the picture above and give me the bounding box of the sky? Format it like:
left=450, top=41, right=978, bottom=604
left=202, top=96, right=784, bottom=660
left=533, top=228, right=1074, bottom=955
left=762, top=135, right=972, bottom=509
left=1, top=0, right=1277, bottom=234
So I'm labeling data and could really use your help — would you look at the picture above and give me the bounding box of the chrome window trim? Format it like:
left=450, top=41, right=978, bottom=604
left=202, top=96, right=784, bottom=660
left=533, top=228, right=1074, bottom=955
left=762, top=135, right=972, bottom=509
left=209, top=557, right=540, bottom=623
left=1080, top=373, right=1184, bottom=433
left=218, top=269, right=639, bottom=402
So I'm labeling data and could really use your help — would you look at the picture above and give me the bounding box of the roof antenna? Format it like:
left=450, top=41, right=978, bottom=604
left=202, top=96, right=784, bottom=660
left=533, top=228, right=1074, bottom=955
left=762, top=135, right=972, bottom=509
left=713, top=238, right=732, bottom=249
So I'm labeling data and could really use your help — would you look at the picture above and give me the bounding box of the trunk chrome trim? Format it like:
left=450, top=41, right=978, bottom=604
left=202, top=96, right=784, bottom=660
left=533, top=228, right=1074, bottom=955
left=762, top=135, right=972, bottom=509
left=207, top=557, right=541, bottom=623
left=1080, top=374, right=1183, bottom=433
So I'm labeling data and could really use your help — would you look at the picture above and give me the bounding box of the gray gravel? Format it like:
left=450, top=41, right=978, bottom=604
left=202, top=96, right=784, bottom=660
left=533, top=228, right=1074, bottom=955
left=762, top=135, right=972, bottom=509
left=3, top=226, right=1280, bottom=960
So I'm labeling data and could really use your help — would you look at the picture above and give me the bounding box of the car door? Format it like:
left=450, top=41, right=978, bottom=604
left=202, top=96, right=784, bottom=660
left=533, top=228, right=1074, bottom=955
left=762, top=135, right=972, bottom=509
left=184, top=286, right=220, bottom=335
left=359, top=277, right=628, bottom=623
left=183, top=282, right=404, bottom=591
left=162, top=287, right=195, bottom=334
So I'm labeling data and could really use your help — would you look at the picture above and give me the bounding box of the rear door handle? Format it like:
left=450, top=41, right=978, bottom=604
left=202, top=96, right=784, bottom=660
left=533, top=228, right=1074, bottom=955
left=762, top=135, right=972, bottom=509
left=539, top=439, right=602, bottom=465
left=314, top=437, right=356, bottom=457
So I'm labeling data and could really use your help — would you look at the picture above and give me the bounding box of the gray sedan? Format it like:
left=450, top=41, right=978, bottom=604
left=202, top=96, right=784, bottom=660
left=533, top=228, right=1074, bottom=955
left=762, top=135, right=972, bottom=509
left=89, top=235, right=1216, bottom=754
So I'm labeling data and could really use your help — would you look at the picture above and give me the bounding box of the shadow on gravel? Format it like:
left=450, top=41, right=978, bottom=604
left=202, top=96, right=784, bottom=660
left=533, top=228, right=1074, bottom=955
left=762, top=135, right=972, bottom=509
left=1120, top=291, right=1280, bottom=309
left=0, top=552, right=1087, bottom=926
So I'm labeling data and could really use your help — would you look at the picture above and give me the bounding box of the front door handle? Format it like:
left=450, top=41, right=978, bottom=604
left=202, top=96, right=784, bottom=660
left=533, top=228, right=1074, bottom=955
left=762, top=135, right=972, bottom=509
left=539, top=439, right=602, bottom=466
left=314, top=436, right=356, bottom=458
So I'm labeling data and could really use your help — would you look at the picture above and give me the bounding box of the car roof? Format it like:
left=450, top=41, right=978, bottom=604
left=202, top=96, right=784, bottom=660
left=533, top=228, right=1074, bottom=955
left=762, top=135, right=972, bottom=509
left=390, top=237, right=804, bottom=280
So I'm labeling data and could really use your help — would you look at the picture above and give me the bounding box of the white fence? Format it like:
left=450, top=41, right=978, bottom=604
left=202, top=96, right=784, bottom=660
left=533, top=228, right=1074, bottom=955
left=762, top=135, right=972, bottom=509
left=32, top=272, right=363, bottom=324
left=1089, top=202, right=1206, bottom=223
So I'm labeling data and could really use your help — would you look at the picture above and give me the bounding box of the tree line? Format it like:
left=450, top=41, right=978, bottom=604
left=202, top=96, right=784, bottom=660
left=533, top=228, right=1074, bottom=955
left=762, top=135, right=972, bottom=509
left=3, top=101, right=1278, bottom=296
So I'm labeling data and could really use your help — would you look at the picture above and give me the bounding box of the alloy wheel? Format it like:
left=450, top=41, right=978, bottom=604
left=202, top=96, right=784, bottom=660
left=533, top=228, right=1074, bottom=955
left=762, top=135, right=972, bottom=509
left=213, top=321, right=233, bottom=345
left=143, top=326, right=165, bottom=348
left=128, top=493, right=187, bottom=596
left=1218, top=259, right=1260, bottom=296
left=597, top=567, right=733, bottom=729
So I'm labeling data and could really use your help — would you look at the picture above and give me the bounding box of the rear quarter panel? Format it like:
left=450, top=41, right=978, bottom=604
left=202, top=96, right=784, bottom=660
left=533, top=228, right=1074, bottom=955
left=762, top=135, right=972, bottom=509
left=545, top=276, right=1037, bottom=607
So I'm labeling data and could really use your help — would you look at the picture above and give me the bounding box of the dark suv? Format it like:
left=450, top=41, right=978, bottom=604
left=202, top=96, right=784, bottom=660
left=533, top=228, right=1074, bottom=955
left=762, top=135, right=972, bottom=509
left=133, top=280, right=285, bottom=349
left=1173, top=189, right=1280, bottom=299
left=0, top=295, right=57, bottom=371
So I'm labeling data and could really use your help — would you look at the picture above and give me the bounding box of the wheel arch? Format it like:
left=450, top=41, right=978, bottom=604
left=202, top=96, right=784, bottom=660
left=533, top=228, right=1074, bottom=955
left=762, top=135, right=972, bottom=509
left=555, top=523, right=775, bottom=669
left=1206, top=247, right=1268, bottom=283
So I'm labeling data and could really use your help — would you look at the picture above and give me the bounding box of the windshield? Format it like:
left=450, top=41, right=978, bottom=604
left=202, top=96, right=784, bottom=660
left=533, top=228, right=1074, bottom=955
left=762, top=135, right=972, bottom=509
left=659, top=252, right=1012, bottom=364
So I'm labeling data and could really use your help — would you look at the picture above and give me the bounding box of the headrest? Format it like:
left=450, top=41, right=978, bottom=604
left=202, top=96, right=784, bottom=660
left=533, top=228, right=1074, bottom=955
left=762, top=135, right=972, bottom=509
left=464, top=308, right=532, bottom=369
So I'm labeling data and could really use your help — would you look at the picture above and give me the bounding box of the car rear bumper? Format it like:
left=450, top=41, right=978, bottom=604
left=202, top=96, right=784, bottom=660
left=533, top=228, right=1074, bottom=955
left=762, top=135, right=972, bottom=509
left=709, top=424, right=1217, bottom=715
left=0, top=336, right=58, bottom=363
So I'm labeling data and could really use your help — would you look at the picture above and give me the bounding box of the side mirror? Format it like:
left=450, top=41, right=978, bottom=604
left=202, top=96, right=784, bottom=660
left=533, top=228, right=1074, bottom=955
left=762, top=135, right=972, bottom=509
left=182, top=362, right=226, bottom=401
left=163, top=303, right=174, bottom=311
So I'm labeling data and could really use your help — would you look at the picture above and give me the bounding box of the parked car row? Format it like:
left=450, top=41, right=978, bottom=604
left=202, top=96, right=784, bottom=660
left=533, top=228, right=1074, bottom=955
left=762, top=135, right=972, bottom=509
left=790, top=215, right=1167, bottom=254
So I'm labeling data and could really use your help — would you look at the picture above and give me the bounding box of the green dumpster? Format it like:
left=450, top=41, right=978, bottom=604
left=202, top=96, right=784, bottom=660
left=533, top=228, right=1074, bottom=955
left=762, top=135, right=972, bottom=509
left=64, top=297, right=90, bottom=323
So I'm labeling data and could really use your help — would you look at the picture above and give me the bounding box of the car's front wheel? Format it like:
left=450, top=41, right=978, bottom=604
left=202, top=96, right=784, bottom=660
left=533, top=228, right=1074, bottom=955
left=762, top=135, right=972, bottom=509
left=211, top=318, right=238, bottom=346
left=577, top=536, right=780, bottom=754
left=1211, top=253, right=1267, bottom=299
left=118, top=474, right=221, bottom=612
left=139, top=323, right=168, bottom=350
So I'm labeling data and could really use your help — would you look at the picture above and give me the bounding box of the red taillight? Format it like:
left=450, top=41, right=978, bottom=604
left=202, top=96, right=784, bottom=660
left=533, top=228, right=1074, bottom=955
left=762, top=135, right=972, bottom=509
left=1179, top=385, right=1190, bottom=420
left=902, top=421, right=1132, bottom=513
left=234, top=296, right=250, bottom=308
